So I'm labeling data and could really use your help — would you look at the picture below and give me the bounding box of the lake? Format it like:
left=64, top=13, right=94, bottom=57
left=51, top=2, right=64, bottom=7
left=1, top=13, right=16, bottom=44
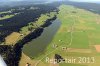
left=22, top=19, right=61, bottom=58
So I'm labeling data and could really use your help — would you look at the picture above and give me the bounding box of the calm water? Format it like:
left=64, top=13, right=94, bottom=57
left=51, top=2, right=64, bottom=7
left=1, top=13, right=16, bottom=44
left=23, top=19, right=61, bottom=58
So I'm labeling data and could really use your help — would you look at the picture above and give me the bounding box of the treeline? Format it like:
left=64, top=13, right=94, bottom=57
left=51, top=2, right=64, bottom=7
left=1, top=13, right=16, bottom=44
left=41, top=15, right=57, bottom=27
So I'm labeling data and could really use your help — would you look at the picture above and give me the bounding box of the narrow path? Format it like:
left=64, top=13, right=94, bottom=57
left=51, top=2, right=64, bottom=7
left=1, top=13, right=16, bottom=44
left=68, top=15, right=76, bottom=46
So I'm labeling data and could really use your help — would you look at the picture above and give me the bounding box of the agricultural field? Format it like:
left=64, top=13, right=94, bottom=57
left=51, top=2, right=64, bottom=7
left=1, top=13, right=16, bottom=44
left=21, top=5, right=100, bottom=66
left=5, top=32, right=21, bottom=45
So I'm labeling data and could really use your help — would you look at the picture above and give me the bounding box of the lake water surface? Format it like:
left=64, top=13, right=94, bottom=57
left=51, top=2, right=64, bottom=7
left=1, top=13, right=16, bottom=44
left=23, top=19, right=61, bottom=58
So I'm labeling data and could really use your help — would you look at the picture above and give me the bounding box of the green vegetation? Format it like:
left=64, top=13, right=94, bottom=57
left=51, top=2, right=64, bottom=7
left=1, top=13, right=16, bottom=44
left=71, top=32, right=89, bottom=48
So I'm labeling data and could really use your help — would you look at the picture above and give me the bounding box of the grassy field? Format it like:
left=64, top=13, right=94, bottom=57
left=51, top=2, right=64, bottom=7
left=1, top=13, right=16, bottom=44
left=71, top=31, right=89, bottom=48
left=24, top=5, right=100, bottom=66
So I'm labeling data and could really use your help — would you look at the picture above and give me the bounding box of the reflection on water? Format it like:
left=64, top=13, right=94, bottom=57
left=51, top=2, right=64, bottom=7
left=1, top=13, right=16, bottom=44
left=23, top=19, right=61, bottom=58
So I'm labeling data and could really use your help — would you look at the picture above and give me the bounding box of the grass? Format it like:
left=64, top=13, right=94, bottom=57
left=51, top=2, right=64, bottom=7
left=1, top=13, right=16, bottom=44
left=71, top=31, right=89, bottom=48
